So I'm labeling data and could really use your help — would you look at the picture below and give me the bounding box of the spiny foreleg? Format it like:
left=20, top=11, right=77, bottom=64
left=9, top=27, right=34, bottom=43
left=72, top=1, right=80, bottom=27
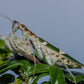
left=21, top=31, right=32, bottom=55
left=9, top=33, right=40, bottom=63
left=9, top=33, right=31, bottom=56
left=12, top=21, right=41, bottom=63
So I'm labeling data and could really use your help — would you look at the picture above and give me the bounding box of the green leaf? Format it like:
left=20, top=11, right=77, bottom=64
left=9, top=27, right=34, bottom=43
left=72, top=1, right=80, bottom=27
left=10, top=60, right=50, bottom=84
left=17, top=60, right=31, bottom=77
left=0, top=60, right=5, bottom=65
left=10, top=78, right=23, bottom=84
left=28, top=73, right=48, bottom=84
left=17, top=60, right=50, bottom=77
left=0, top=74, right=15, bottom=84
left=0, top=39, right=5, bottom=49
left=0, top=40, right=11, bottom=66
left=0, top=53, right=11, bottom=70
left=55, top=68, right=65, bottom=84
left=49, top=65, right=65, bottom=84
left=42, top=82, right=50, bottom=84
left=65, top=74, right=84, bottom=83
left=49, top=65, right=58, bottom=84
left=17, top=60, right=31, bottom=70
left=76, top=75, right=84, bottom=82
left=0, top=40, right=12, bottom=73
left=0, top=48, right=11, bottom=58
left=0, top=40, right=11, bottom=54
left=28, top=64, right=49, bottom=76
left=0, top=61, right=23, bottom=74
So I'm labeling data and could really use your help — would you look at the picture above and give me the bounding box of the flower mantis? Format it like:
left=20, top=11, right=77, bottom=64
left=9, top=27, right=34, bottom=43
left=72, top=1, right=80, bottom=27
left=0, top=15, right=84, bottom=84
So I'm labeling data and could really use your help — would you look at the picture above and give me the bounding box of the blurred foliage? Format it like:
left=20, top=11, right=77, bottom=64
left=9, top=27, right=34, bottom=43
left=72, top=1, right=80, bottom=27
left=0, top=39, right=84, bottom=84
left=0, top=39, right=11, bottom=66
left=9, top=78, right=23, bottom=84
left=0, top=74, right=15, bottom=84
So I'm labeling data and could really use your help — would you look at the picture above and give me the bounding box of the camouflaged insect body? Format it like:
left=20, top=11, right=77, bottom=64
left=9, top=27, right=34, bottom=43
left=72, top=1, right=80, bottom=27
left=12, top=20, right=84, bottom=69
left=0, top=20, right=84, bottom=69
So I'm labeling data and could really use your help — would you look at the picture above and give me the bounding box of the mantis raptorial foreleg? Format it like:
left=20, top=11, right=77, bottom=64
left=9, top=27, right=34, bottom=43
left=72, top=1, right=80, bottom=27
left=21, top=32, right=32, bottom=55
left=8, top=33, right=40, bottom=63
left=12, top=21, right=41, bottom=75
left=9, top=33, right=32, bottom=56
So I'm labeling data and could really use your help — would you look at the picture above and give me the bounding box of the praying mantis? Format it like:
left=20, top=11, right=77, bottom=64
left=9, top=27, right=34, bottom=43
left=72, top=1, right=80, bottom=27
left=0, top=14, right=84, bottom=84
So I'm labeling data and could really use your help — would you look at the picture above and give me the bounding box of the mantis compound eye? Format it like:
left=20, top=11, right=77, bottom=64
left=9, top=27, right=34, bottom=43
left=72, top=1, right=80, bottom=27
left=12, top=20, right=20, bottom=34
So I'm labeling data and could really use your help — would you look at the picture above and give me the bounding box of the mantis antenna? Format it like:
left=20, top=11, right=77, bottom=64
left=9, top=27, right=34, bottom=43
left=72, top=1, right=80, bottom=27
left=0, top=13, right=12, bottom=22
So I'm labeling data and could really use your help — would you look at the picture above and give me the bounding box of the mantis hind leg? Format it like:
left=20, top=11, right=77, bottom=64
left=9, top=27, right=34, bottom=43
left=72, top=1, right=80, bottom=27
left=61, top=60, right=77, bottom=84
left=33, top=49, right=37, bottom=76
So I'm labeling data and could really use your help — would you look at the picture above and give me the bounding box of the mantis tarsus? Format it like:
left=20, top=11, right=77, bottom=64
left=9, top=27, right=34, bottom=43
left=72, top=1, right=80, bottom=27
left=0, top=14, right=84, bottom=84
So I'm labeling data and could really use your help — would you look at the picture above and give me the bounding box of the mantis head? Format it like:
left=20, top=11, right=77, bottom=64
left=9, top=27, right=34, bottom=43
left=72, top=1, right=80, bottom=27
left=12, top=20, right=20, bottom=34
